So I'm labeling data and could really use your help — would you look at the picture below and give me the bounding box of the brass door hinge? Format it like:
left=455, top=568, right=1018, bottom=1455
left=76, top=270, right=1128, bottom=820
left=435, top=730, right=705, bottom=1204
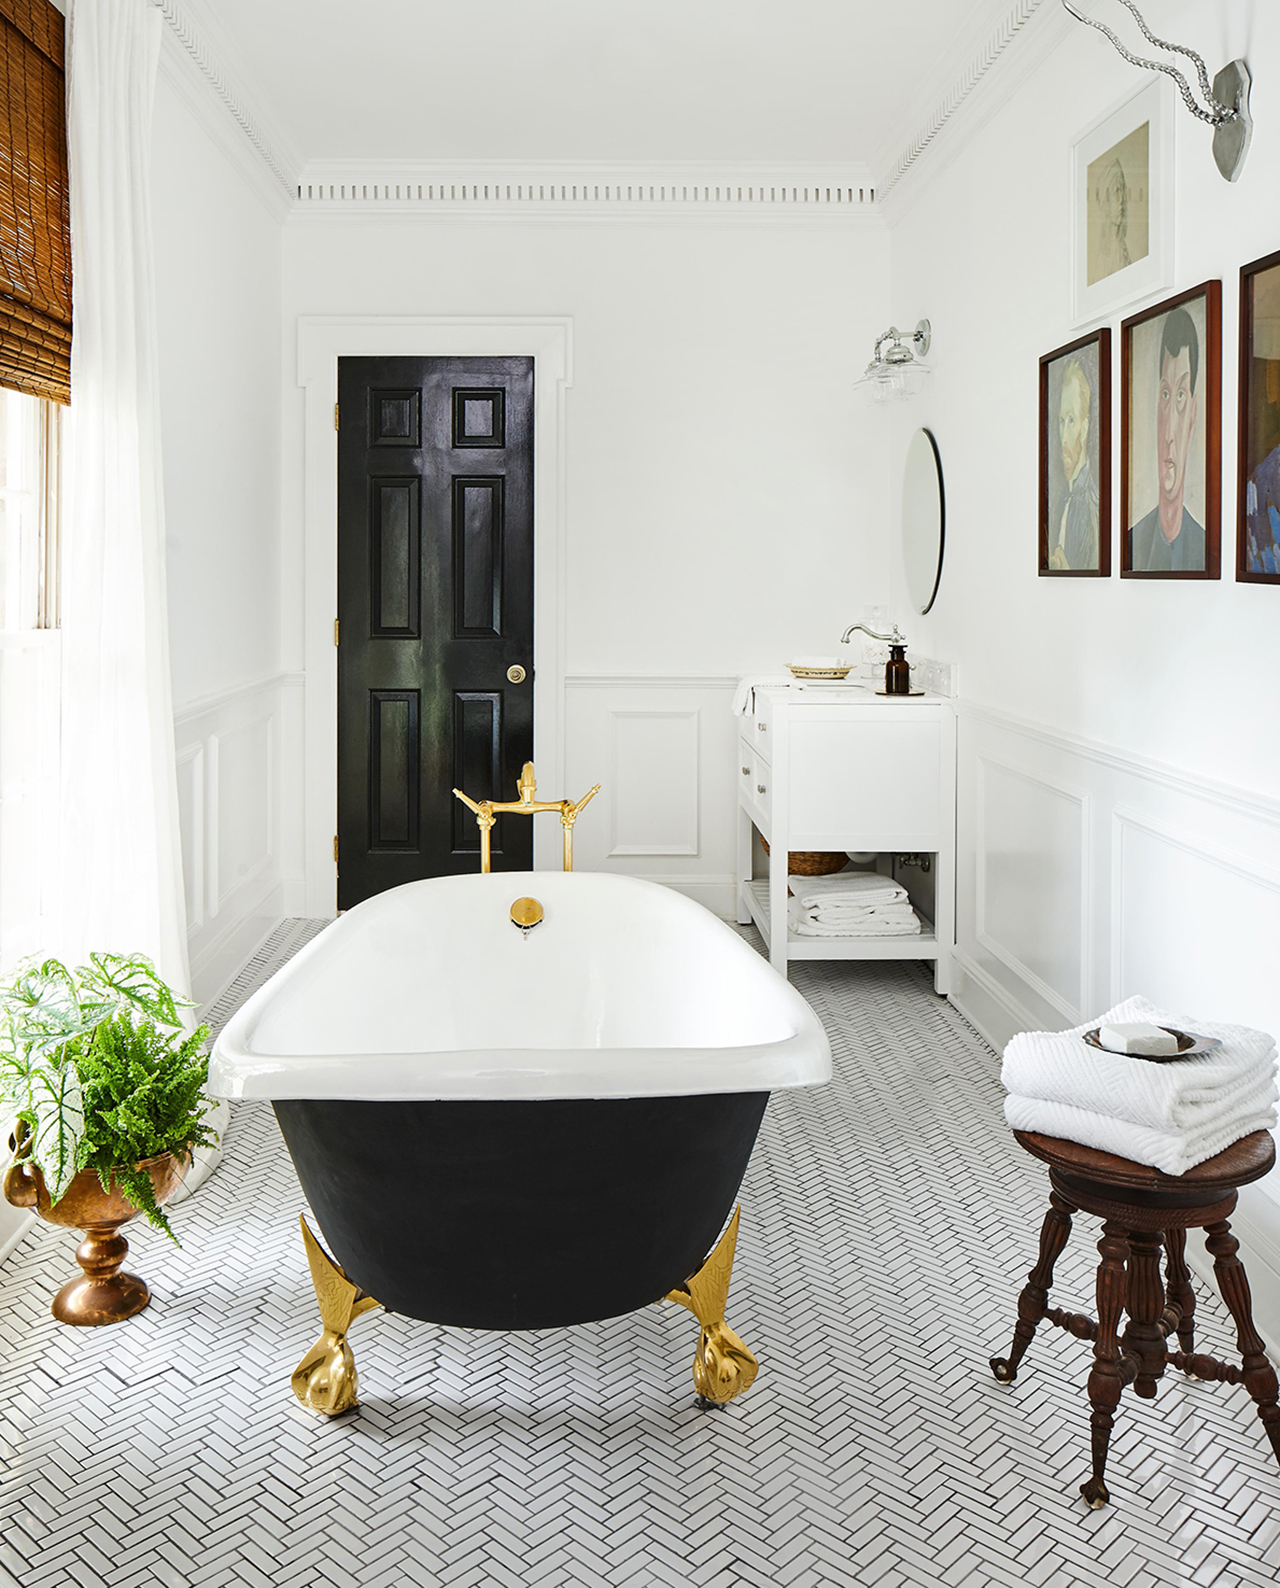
left=334, top=402, right=340, bottom=430
left=333, top=835, right=339, bottom=863
left=334, top=619, right=339, bottom=646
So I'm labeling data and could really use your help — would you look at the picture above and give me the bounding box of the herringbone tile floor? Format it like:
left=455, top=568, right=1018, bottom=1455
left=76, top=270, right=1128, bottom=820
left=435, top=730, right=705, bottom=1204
left=2, top=921, right=1279, bottom=1587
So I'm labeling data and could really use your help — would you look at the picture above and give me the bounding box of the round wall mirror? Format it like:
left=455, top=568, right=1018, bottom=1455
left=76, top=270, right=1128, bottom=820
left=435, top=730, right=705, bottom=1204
left=901, top=428, right=945, bottom=614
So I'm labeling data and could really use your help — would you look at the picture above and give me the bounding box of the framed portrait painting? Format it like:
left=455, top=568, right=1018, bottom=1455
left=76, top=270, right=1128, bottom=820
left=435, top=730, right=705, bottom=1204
left=1071, top=79, right=1173, bottom=325
left=1121, top=280, right=1222, bottom=580
left=1039, top=329, right=1110, bottom=576
left=1238, top=249, right=1280, bottom=583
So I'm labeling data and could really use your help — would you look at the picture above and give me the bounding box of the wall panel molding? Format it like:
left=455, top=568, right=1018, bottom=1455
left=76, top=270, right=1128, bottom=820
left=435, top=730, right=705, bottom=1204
left=174, top=673, right=304, bottom=1004
left=958, top=700, right=1280, bottom=830
left=606, top=708, right=700, bottom=857
left=974, top=753, right=1090, bottom=1023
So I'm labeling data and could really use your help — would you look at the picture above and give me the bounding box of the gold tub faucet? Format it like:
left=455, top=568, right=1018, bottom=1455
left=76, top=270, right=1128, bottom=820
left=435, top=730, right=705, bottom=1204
left=453, top=762, right=600, bottom=873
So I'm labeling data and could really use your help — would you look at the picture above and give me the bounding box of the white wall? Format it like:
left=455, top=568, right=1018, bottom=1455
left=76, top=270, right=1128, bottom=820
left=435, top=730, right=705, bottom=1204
left=282, top=215, right=891, bottom=911
left=884, top=0, right=1280, bottom=1282
left=151, top=60, right=299, bottom=1003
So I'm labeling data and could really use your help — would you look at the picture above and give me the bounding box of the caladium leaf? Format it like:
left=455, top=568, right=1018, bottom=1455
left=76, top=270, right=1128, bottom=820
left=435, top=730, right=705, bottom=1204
left=28, top=1060, right=85, bottom=1205
left=80, top=954, right=191, bottom=1028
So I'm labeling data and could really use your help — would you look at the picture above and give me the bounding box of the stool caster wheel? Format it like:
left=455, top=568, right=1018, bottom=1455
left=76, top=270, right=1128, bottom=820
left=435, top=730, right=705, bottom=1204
left=989, top=1357, right=1017, bottom=1384
left=1080, top=1476, right=1110, bottom=1509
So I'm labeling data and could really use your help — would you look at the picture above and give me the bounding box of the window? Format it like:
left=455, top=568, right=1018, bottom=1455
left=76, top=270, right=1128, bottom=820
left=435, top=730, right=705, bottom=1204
left=0, top=386, right=59, bottom=630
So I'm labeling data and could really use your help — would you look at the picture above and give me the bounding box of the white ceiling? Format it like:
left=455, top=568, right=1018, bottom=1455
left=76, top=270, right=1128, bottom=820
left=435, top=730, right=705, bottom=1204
left=186, top=0, right=1014, bottom=174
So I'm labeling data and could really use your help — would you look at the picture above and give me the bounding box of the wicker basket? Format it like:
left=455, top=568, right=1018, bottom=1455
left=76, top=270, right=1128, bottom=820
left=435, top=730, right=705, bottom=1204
left=760, top=839, right=848, bottom=877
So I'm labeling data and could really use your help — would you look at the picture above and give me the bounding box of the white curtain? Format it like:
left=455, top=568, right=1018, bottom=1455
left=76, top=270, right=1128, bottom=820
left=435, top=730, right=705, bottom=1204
left=61, top=0, right=228, bottom=1193
left=59, top=0, right=188, bottom=993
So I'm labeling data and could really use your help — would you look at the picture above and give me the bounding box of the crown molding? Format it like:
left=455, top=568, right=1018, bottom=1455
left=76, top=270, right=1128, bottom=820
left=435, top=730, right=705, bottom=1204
left=874, top=0, right=1073, bottom=215
left=149, top=0, right=298, bottom=211
left=290, top=160, right=883, bottom=226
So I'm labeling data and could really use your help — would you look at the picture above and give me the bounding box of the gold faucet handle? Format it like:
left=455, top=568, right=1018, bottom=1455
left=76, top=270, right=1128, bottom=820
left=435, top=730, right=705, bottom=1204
left=452, top=787, right=483, bottom=815
left=565, top=783, right=601, bottom=822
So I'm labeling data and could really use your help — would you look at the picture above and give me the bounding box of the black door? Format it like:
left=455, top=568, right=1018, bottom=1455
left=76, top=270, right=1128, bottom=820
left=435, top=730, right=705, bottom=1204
left=337, top=356, right=534, bottom=909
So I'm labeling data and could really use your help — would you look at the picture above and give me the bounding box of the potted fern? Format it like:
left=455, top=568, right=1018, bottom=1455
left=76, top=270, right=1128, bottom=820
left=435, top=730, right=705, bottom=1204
left=0, top=953, right=216, bottom=1325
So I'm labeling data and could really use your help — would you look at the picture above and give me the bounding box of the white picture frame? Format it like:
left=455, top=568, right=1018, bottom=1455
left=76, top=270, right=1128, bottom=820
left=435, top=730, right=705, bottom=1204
left=1071, top=78, right=1173, bottom=326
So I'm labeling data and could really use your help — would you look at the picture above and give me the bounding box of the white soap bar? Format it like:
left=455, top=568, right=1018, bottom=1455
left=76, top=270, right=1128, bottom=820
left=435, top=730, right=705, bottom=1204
left=1097, top=1021, right=1179, bottom=1057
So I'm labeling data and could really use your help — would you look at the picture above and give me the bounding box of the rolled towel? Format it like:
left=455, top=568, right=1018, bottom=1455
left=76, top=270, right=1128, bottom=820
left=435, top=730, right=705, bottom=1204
left=791, top=873, right=906, bottom=909
left=1002, top=994, right=1278, bottom=1133
left=1004, top=1092, right=1278, bottom=1178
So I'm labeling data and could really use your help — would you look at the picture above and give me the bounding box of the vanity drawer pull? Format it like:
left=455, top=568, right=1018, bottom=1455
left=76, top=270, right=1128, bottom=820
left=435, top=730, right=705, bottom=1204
left=756, top=783, right=767, bottom=795
left=741, top=765, right=750, bottom=776
left=757, top=722, right=767, bottom=732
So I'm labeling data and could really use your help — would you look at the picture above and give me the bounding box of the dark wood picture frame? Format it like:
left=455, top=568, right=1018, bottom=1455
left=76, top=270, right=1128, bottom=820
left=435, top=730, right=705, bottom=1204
left=1120, top=279, right=1221, bottom=579
left=1237, top=248, right=1280, bottom=584
left=1039, top=328, right=1111, bottom=576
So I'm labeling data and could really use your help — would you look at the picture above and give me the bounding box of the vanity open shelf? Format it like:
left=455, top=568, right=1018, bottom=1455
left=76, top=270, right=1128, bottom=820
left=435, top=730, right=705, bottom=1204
left=735, top=682, right=955, bottom=988
left=742, top=879, right=940, bottom=962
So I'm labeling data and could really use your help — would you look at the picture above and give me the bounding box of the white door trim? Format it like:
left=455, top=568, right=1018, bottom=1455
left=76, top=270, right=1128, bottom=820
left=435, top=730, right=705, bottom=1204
left=297, top=315, right=574, bottom=917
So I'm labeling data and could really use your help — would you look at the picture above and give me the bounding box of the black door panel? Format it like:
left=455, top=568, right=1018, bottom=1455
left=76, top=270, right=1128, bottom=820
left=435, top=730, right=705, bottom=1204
left=337, top=356, right=534, bottom=907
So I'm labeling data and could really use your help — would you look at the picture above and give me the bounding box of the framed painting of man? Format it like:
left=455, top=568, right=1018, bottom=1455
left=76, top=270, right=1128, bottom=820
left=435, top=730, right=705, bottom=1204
left=1071, top=79, right=1173, bottom=325
left=1121, top=280, right=1222, bottom=580
left=1238, top=249, right=1280, bottom=584
left=1039, top=329, right=1111, bottom=576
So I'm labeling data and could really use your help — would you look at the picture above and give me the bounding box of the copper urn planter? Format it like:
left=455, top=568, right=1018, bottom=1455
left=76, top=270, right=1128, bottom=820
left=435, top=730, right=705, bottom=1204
left=3, top=1149, right=186, bottom=1325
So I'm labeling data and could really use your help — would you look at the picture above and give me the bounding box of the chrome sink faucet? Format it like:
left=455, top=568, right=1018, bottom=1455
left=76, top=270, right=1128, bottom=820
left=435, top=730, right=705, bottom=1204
left=841, top=621, right=907, bottom=646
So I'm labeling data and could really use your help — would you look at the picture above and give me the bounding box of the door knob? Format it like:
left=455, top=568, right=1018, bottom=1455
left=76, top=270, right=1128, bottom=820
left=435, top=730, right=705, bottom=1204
left=507, top=664, right=527, bottom=684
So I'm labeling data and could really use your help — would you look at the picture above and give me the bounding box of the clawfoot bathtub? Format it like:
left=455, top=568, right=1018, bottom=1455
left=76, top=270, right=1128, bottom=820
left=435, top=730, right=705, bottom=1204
left=210, top=872, right=830, bottom=1413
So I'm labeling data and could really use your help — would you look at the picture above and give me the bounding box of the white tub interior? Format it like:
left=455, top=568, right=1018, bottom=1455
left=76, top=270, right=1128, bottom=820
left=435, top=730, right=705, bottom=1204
left=210, top=873, right=831, bottom=1100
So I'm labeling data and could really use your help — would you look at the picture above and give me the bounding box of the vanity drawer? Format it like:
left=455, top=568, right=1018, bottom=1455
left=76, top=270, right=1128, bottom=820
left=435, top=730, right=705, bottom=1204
left=737, top=738, right=771, bottom=816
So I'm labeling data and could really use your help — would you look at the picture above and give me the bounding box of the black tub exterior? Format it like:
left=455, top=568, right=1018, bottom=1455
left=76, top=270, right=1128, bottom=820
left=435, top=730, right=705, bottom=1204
left=273, top=1092, right=769, bottom=1330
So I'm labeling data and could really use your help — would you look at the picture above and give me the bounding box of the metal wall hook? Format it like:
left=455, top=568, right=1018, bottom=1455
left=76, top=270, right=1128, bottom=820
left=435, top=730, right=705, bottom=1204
left=1062, top=0, right=1252, bottom=181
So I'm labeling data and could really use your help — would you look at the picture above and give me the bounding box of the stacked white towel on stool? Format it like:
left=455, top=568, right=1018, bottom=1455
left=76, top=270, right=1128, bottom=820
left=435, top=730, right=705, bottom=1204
left=1002, top=994, right=1278, bottom=1175
left=787, top=872, right=922, bottom=938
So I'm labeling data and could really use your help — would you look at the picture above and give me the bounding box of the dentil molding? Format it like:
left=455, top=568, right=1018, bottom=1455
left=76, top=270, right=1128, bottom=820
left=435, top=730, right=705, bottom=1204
left=151, top=1, right=1064, bottom=218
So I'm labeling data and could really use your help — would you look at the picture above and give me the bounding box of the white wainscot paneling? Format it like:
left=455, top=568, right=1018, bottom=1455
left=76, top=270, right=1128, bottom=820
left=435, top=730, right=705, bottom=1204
left=174, top=674, right=305, bottom=1007
left=564, top=677, right=738, bottom=916
left=1112, top=811, right=1280, bottom=1035
left=607, top=709, right=699, bottom=856
left=212, top=716, right=273, bottom=909
left=952, top=702, right=1280, bottom=1346
left=975, top=755, right=1087, bottom=1024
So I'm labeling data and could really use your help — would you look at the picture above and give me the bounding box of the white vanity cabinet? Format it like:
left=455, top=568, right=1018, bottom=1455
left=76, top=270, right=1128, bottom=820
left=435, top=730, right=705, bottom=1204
left=735, top=685, right=955, bottom=987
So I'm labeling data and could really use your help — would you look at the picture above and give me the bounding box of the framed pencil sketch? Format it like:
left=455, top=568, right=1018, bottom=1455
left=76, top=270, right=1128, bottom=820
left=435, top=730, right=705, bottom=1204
left=1071, top=79, right=1173, bottom=325
left=1039, top=329, right=1111, bottom=576
left=1121, top=280, right=1222, bottom=580
left=1238, top=248, right=1280, bottom=583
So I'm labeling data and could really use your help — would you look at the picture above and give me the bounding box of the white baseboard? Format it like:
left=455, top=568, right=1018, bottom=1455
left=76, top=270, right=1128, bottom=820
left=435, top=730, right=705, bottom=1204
left=948, top=946, right=1040, bottom=1053
left=0, top=1207, right=32, bottom=1266
left=190, top=880, right=286, bottom=1009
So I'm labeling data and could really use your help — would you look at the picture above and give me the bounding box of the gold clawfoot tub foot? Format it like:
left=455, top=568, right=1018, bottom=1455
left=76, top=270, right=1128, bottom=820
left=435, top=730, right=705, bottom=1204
left=666, top=1206, right=759, bottom=1406
left=292, top=1216, right=380, bottom=1416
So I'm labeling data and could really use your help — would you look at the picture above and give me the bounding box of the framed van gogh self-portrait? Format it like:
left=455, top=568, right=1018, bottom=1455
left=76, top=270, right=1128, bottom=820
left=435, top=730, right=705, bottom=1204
left=1238, top=249, right=1280, bottom=584
left=1121, top=280, right=1222, bottom=580
left=1039, top=329, right=1111, bottom=576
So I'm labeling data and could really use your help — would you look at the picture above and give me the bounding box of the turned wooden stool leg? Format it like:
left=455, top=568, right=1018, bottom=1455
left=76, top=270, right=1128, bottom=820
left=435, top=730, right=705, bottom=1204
left=1122, top=1229, right=1166, bottom=1400
left=1204, top=1219, right=1280, bottom=1467
left=1162, top=1226, right=1196, bottom=1354
left=991, top=1191, right=1077, bottom=1384
left=1081, top=1220, right=1130, bottom=1509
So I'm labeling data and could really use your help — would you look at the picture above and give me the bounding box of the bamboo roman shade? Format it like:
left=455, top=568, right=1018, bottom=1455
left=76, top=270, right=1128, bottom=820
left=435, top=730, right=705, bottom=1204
left=0, top=0, right=69, bottom=405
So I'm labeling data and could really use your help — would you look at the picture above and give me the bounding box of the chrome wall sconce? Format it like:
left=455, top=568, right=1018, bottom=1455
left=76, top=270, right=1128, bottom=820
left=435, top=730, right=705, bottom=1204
left=1062, top=0, right=1252, bottom=182
left=855, top=319, right=932, bottom=404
